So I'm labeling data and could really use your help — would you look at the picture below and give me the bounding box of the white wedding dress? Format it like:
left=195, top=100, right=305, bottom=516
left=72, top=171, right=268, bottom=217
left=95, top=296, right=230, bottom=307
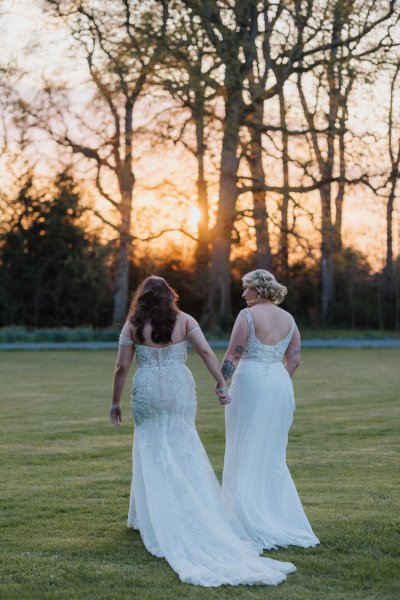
left=122, top=338, right=296, bottom=587
left=222, top=308, right=319, bottom=550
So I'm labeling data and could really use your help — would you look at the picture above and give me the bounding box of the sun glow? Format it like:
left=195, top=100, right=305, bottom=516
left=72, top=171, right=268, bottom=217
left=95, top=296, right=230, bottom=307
left=188, top=206, right=201, bottom=230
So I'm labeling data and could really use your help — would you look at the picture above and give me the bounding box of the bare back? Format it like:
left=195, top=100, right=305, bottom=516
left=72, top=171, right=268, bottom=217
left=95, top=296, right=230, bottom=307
left=247, top=303, right=293, bottom=345
left=121, top=311, right=198, bottom=347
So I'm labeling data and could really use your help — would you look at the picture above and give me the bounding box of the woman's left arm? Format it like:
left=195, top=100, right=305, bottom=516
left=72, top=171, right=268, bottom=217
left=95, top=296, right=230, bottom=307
left=220, top=314, right=248, bottom=383
left=110, top=322, right=135, bottom=427
left=284, top=325, right=301, bottom=377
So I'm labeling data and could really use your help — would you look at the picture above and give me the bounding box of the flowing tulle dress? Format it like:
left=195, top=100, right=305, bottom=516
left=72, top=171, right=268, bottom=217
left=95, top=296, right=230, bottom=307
left=123, top=338, right=296, bottom=587
left=222, top=308, right=319, bottom=550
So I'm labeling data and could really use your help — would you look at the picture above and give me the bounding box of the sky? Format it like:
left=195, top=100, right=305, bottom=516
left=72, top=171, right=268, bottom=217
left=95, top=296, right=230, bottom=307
left=1, top=0, right=399, bottom=269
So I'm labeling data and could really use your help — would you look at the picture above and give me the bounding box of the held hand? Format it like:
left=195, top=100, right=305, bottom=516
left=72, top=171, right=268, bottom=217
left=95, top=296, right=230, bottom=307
left=218, top=392, right=231, bottom=405
left=110, top=403, right=122, bottom=428
left=215, top=384, right=231, bottom=405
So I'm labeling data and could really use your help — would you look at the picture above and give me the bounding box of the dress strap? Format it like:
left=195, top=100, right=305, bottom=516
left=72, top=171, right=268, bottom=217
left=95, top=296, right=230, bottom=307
left=241, top=308, right=255, bottom=336
left=186, top=324, right=200, bottom=339
left=286, top=317, right=296, bottom=342
left=119, top=335, right=134, bottom=346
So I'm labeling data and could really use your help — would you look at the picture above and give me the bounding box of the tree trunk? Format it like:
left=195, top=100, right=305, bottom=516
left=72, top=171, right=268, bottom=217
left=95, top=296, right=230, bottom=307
left=395, top=263, right=399, bottom=331
left=385, top=180, right=396, bottom=288
left=377, top=278, right=384, bottom=330
left=334, top=185, right=344, bottom=252
left=248, top=102, right=271, bottom=271
left=112, top=192, right=133, bottom=324
left=348, top=274, right=356, bottom=329
left=33, top=276, right=41, bottom=329
left=206, top=91, right=242, bottom=329
left=112, top=100, right=135, bottom=324
left=320, top=4, right=342, bottom=322
left=193, top=103, right=210, bottom=276
left=334, top=107, right=346, bottom=252
left=320, top=184, right=335, bottom=322
left=195, top=160, right=210, bottom=273
left=112, top=240, right=130, bottom=324
left=278, top=87, right=290, bottom=275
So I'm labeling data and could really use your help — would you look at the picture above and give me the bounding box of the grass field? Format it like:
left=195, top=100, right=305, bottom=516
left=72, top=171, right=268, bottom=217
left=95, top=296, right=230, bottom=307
left=1, top=349, right=399, bottom=599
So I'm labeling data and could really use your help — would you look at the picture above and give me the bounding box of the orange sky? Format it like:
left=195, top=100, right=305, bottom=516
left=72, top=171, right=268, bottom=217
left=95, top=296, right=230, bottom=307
left=1, top=0, right=399, bottom=271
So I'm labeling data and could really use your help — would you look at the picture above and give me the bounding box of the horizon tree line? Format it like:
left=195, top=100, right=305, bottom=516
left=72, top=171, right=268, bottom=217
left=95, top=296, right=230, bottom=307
left=0, top=0, right=399, bottom=329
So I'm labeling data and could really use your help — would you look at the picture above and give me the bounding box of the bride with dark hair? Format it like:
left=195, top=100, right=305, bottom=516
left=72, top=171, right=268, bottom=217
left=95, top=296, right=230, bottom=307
left=110, top=275, right=296, bottom=587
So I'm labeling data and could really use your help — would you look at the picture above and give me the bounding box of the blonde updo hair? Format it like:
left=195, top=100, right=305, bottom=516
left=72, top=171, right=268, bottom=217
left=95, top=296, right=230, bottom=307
left=242, top=269, right=287, bottom=305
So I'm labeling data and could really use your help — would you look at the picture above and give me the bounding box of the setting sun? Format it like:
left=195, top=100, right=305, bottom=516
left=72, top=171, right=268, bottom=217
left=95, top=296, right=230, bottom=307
left=188, top=207, right=201, bottom=230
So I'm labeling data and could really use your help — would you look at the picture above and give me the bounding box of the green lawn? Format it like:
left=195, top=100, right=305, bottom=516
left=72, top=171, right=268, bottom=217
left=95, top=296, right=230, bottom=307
left=1, top=349, right=399, bottom=600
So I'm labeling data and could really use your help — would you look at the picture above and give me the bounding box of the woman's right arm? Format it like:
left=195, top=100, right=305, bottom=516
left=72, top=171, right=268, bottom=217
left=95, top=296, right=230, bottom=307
left=110, top=321, right=135, bottom=427
left=186, top=319, right=230, bottom=404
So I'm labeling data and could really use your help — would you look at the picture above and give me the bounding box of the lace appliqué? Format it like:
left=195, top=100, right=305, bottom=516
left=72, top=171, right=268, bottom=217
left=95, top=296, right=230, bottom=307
left=131, top=342, right=195, bottom=429
left=241, top=308, right=295, bottom=365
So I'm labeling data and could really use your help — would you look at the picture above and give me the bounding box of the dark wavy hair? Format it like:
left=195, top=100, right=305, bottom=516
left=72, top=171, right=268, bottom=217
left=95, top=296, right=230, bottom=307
left=128, top=276, right=179, bottom=344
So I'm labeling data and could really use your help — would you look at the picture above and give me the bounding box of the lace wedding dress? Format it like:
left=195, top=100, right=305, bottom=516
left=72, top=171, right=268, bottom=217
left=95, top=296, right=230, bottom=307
left=222, top=308, right=319, bottom=550
left=121, top=337, right=296, bottom=587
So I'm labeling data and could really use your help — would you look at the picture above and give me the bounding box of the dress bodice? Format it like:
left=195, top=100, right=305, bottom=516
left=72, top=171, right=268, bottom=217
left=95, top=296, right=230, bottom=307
left=241, top=308, right=295, bottom=364
left=135, top=341, right=188, bottom=368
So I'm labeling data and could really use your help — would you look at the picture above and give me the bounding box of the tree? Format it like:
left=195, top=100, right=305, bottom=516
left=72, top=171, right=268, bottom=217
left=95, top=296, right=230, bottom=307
left=181, top=1, right=397, bottom=326
left=295, top=0, right=397, bottom=321
left=384, top=61, right=400, bottom=288
left=161, top=7, right=219, bottom=279
left=178, top=0, right=265, bottom=328
left=0, top=171, right=113, bottom=327
left=243, top=2, right=284, bottom=272
left=2, top=0, right=400, bottom=330
left=22, top=0, right=170, bottom=323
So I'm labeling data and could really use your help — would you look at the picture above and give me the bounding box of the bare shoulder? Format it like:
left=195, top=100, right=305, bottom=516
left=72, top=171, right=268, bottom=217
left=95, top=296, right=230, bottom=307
left=277, top=307, right=297, bottom=331
left=176, top=311, right=199, bottom=335
left=248, top=304, right=290, bottom=316
left=234, top=309, right=248, bottom=325
left=120, top=319, right=135, bottom=338
left=276, top=306, right=295, bottom=321
left=177, top=310, right=197, bottom=323
left=250, top=303, right=294, bottom=326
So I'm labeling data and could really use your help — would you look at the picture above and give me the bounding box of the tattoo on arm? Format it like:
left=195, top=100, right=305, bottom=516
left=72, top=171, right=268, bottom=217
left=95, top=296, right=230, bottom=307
left=234, top=344, right=244, bottom=356
left=222, top=360, right=236, bottom=380
left=291, top=346, right=301, bottom=358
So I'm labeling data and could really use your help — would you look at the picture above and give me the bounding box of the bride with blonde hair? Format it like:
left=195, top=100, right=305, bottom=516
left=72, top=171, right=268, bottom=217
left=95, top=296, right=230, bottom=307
left=220, top=269, right=319, bottom=550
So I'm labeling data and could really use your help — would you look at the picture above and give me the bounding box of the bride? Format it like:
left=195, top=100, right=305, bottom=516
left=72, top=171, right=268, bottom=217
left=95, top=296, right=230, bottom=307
left=109, top=275, right=296, bottom=587
left=220, top=270, right=319, bottom=551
